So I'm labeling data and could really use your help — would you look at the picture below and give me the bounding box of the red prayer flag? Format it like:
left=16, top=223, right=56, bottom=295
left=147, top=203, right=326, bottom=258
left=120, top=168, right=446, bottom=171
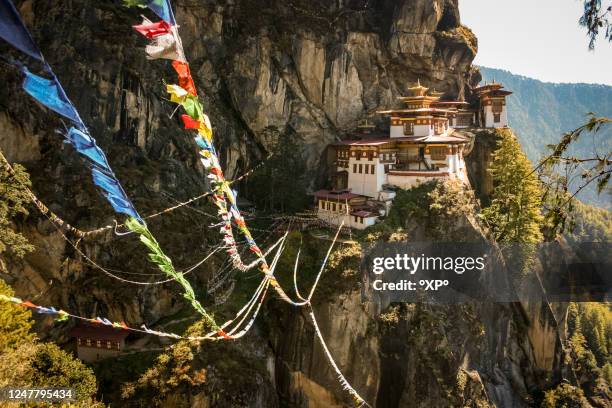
left=132, top=20, right=171, bottom=39
left=172, top=60, right=197, bottom=96
left=181, top=114, right=201, bottom=130
left=20, top=300, right=37, bottom=308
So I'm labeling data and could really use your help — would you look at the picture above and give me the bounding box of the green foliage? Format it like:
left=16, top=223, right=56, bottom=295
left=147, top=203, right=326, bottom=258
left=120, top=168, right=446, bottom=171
left=0, top=162, right=34, bottom=257
left=0, top=279, right=36, bottom=353
left=563, top=200, right=612, bottom=244
left=369, top=179, right=476, bottom=241
left=568, top=303, right=612, bottom=369
left=30, top=343, right=98, bottom=400
left=245, top=127, right=310, bottom=213
left=482, top=129, right=543, bottom=244
left=0, top=279, right=99, bottom=403
left=121, top=320, right=207, bottom=404
left=123, top=0, right=147, bottom=7
left=541, top=382, right=591, bottom=408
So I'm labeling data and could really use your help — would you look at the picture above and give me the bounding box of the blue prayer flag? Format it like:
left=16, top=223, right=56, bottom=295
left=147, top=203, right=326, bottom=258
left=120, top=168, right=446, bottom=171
left=66, top=127, right=111, bottom=170
left=92, top=168, right=141, bottom=220
left=0, top=0, right=41, bottom=60
left=22, top=69, right=81, bottom=123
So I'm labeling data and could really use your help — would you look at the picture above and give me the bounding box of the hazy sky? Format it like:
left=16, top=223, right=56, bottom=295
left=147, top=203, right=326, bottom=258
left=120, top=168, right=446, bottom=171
left=459, top=0, right=612, bottom=85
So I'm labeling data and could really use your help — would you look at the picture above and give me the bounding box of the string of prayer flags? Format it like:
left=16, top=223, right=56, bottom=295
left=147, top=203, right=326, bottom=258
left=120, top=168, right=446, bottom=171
left=0, top=0, right=42, bottom=60
left=3, top=0, right=221, bottom=335
left=0, top=6, right=143, bottom=224
left=124, top=0, right=370, bottom=401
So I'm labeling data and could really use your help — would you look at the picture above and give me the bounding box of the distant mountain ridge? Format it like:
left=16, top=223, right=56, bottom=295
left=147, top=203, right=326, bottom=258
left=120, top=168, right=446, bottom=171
left=479, top=66, right=612, bottom=209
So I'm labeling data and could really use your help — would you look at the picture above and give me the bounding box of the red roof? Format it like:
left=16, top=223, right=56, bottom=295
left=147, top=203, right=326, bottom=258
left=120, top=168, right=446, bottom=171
left=70, top=324, right=129, bottom=341
left=313, top=190, right=363, bottom=200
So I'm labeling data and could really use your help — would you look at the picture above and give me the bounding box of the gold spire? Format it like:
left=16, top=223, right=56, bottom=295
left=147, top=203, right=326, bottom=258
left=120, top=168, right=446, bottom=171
left=407, top=79, right=428, bottom=96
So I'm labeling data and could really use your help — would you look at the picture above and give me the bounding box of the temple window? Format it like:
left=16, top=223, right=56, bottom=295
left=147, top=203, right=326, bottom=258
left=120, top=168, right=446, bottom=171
left=353, top=164, right=357, bottom=173
left=434, top=122, right=444, bottom=134
left=493, top=113, right=501, bottom=123
left=86, top=339, right=91, bottom=346
left=370, top=165, right=375, bottom=174
left=403, top=122, right=414, bottom=135
left=96, top=340, right=101, bottom=348
left=430, top=147, right=447, bottom=160
left=359, top=164, right=363, bottom=173
left=332, top=203, right=336, bottom=212
left=106, top=341, right=111, bottom=349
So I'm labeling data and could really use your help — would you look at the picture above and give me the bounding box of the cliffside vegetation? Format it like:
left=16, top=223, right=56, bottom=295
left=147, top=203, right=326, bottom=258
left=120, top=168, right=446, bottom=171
left=0, top=161, right=34, bottom=258
left=0, top=280, right=99, bottom=405
left=0, top=163, right=99, bottom=405
left=542, top=302, right=612, bottom=407
left=367, top=178, right=477, bottom=242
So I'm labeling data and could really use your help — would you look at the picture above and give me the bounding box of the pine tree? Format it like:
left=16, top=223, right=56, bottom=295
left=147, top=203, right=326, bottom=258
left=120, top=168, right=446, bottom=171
left=0, top=161, right=34, bottom=257
left=482, top=129, right=544, bottom=244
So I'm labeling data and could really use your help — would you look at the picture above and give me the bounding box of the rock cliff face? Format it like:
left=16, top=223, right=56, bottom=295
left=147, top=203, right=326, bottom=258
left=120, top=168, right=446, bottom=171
left=0, top=1, right=566, bottom=407
left=0, top=0, right=478, bottom=332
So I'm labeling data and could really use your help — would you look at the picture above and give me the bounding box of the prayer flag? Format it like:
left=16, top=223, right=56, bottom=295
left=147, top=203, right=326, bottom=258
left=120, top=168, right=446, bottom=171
left=181, top=95, right=204, bottom=120
left=132, top=19, right=171, bottom=38
left=0, top=0, right=41, bottom=60
left=66, top=127, right=110, bottom=170
left=145, top=31, right=180, bottom=60
left=22, top=68, right=80, bottom=123
left=166, top=84, right=188, bottom=103
left=172, top=60, right=196, bottom=96
left=181, top=114, right=200, bottom=129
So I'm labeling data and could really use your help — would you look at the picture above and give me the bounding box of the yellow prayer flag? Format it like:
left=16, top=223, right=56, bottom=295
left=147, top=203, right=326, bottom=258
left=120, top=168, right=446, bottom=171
left=166, top=84, right=189, bottom=103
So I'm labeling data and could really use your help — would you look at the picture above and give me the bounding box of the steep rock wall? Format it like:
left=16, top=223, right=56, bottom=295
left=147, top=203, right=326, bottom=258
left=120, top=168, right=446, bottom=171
left=0, top=0, right=479, bottom=329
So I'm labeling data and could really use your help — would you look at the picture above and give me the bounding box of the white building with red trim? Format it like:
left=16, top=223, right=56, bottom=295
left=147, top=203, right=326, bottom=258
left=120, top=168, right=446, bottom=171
left=314, top=81, right=512, bottom=229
